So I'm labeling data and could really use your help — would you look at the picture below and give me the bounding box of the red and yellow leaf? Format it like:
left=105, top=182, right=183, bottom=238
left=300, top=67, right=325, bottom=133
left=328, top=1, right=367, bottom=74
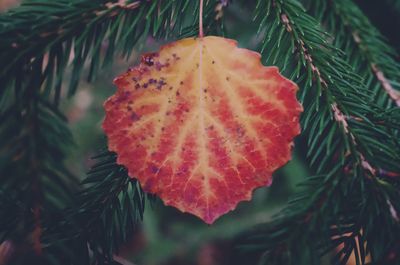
left=103, top=36, right=302, bottom=224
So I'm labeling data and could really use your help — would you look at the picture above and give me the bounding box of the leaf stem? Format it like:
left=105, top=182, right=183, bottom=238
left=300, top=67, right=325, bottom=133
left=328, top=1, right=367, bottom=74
left=199, top=0, right=204, bottom=38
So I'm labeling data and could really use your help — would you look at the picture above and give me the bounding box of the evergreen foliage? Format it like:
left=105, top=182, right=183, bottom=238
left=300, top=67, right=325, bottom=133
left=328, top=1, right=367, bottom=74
left=0, top=0, right=399, bottom=264
left=307, top=0, right=400, bottom=108
left=240, top=1, right=400, bottom=264
left=43, top=151, right=148, bottom=265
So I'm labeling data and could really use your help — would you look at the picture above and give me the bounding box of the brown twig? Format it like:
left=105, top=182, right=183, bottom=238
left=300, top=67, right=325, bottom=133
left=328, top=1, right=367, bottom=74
left=386, top=199, right=400, bottom=222
left=371, top=64, right=400, bottom=106
left=105, top=0, right=141, bottom=10
left=280, top=9, right=377, bottom=176
left=281, top=14, right=328, bottom=87
left=215, top=0, right=229, bottom=20
left=332, top=7, right=400, bottom=107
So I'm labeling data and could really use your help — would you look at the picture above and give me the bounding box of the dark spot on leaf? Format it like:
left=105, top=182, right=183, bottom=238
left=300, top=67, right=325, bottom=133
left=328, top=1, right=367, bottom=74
left=236, top=126, right=245, bottom=137
left=141, top=52, right=158, bottom=66
left=150, top=165, right=159, bottom=174
left=131, top=112, right=140, bottom=121
left=155, top=62, right=164, bottom=71
left=157, top=79, right=167, bottom=90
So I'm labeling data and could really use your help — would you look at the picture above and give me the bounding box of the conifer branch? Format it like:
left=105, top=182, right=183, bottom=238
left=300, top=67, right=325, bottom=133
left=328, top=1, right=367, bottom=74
left=0, top=0, right=222, bottom=104
left=307, top=0, right=400, bottom=108
left=240, top=0, right=400, bottom=264
left=0, top=1, right=225, bottom=263
left=257, top=0, right=400, bottom=174
left=42, top=151, right=148, bottom=264
left=0, top=91, right=76, bottom=261
left=278, top=9, right=379, bottom=176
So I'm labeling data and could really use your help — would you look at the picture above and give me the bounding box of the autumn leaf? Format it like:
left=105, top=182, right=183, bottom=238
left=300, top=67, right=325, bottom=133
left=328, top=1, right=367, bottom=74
left=103, top=36, right=302, bottom=224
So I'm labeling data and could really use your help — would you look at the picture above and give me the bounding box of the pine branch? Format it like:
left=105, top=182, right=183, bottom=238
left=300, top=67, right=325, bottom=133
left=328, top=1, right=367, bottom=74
left=238, top=0, right=400, bottom=264
left=254, top=0, right=400, bottom=174
left=307, top=0, right=400, bottom=107
left=0, top=1, right=226, bottom=263
left=240, top=165, right=400, bottom=264
left=0, top=0, right=223, bottom=103
left=42, top=151, right=148, bottom=264
left=0, top=91, right=76, bottom=262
